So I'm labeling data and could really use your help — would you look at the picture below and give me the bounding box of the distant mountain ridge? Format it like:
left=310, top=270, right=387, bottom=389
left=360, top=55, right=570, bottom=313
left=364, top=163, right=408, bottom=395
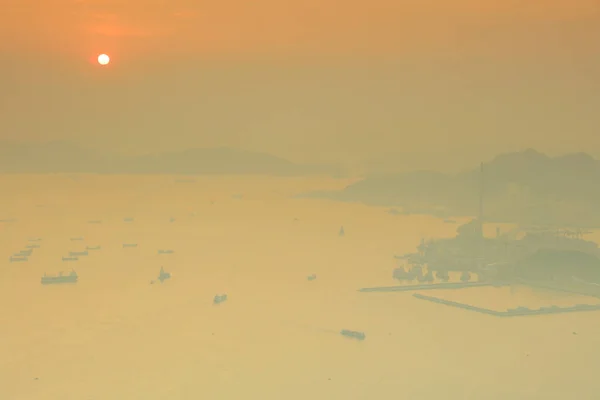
left=0, top=141, right=342, bottom=176
left=302, top=148, right=600, bottom=227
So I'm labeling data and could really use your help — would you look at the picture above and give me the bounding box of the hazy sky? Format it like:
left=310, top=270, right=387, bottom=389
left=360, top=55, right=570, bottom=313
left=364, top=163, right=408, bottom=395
left=2, top=0, right=600, bottom=168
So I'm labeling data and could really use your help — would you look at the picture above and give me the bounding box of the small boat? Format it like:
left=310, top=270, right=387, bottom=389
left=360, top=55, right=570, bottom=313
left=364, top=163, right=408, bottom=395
left=123, top=218, right=134, bottom=223
left=25, top=244, right=40, bottom=249
left=213, top=294, right=228, bottom=304
left=62, top=256, right=78, bottom=262
left=340, top=330, right=366, bottom=341
left=9, top=256, right=28, bottom=263
left=307, top=274, right=317, bottom=281
left=69, top=250, right=88, bottom=257
left=157, top=267, right=171, bottom=283
left=122, top=243, right=138, bottom=248
left=41, top=270, right=78, bottom=285
left=70, top=236, right=84, bottom=241
left=28, top=238, right=42, bottom=242
left=86, top=245, right=101, bottom=250
left=18, top=249, right=33, bottom=257
left=158, top=249, right=175, bottom=255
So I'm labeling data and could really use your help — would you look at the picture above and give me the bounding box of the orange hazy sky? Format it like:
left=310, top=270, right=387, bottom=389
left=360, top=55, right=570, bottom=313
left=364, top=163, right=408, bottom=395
left=3, top=0, right=599, bottom=58
left=1, top=0, right=600, bottom=168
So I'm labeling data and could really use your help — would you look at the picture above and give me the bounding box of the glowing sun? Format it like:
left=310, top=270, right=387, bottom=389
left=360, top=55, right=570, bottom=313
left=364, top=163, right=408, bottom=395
left=97, top=54, right=110, bottom=65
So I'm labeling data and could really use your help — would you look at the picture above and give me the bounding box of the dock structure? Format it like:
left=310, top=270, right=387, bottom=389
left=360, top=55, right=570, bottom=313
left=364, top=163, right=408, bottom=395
left=359, top=281, right=508, bottom=293
left=412, top=293, right=600, bottom=317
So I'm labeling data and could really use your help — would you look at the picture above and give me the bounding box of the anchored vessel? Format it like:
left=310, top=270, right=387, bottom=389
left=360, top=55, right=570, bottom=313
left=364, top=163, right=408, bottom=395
left=340, top=330, right=366, bottom=340
left=158, top=267, right=171, bottom=283
left=9, top=256, right=28, bottom=263
left=158, top=249, right=174, bottom=254
left=123, top=243, right=138, bottom=248
left=41, top=270, right=78, bottom=285
left=307, top=274, right=317, bottom=281
left=213, top=294, right=228, bottom=304
left=69, top=251, right=88, bottom=257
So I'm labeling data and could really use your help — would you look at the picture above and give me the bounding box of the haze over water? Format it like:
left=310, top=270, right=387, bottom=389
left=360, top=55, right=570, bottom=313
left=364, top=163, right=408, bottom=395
left=1, top=174, right=600, bottom=399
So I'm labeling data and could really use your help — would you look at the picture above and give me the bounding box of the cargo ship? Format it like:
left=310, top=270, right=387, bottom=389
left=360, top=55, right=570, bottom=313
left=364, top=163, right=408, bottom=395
left=41, top=271, right=78, bottom=285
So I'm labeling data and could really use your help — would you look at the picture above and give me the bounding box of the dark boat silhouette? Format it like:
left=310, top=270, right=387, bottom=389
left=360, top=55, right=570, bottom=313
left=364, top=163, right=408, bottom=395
left=41, top=270, right=78, bottom=285
left=158, top=267, right=171, bottom=283
left=10, top=256, right=28, bottom=263
left=340, top=330, right=366, bottom=340
left=69, top=251, right=88, bottom=257
left=213, top=294, right=228, bottom=304
left=86, top=245, right=101, bottom=250
left=62, top=256, right=78, bottom=262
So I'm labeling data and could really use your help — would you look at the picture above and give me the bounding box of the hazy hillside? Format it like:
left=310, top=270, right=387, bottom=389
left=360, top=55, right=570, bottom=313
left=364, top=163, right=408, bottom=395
left=302, top=149, right=600, bottom=227
left=0, top=141, right=342, bottom=176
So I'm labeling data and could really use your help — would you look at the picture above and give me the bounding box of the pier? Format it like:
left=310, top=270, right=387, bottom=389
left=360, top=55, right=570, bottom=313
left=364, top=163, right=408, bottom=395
left=412, top=293, right=600, bottom=317
left=359, top=281, right=508, bottom=293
